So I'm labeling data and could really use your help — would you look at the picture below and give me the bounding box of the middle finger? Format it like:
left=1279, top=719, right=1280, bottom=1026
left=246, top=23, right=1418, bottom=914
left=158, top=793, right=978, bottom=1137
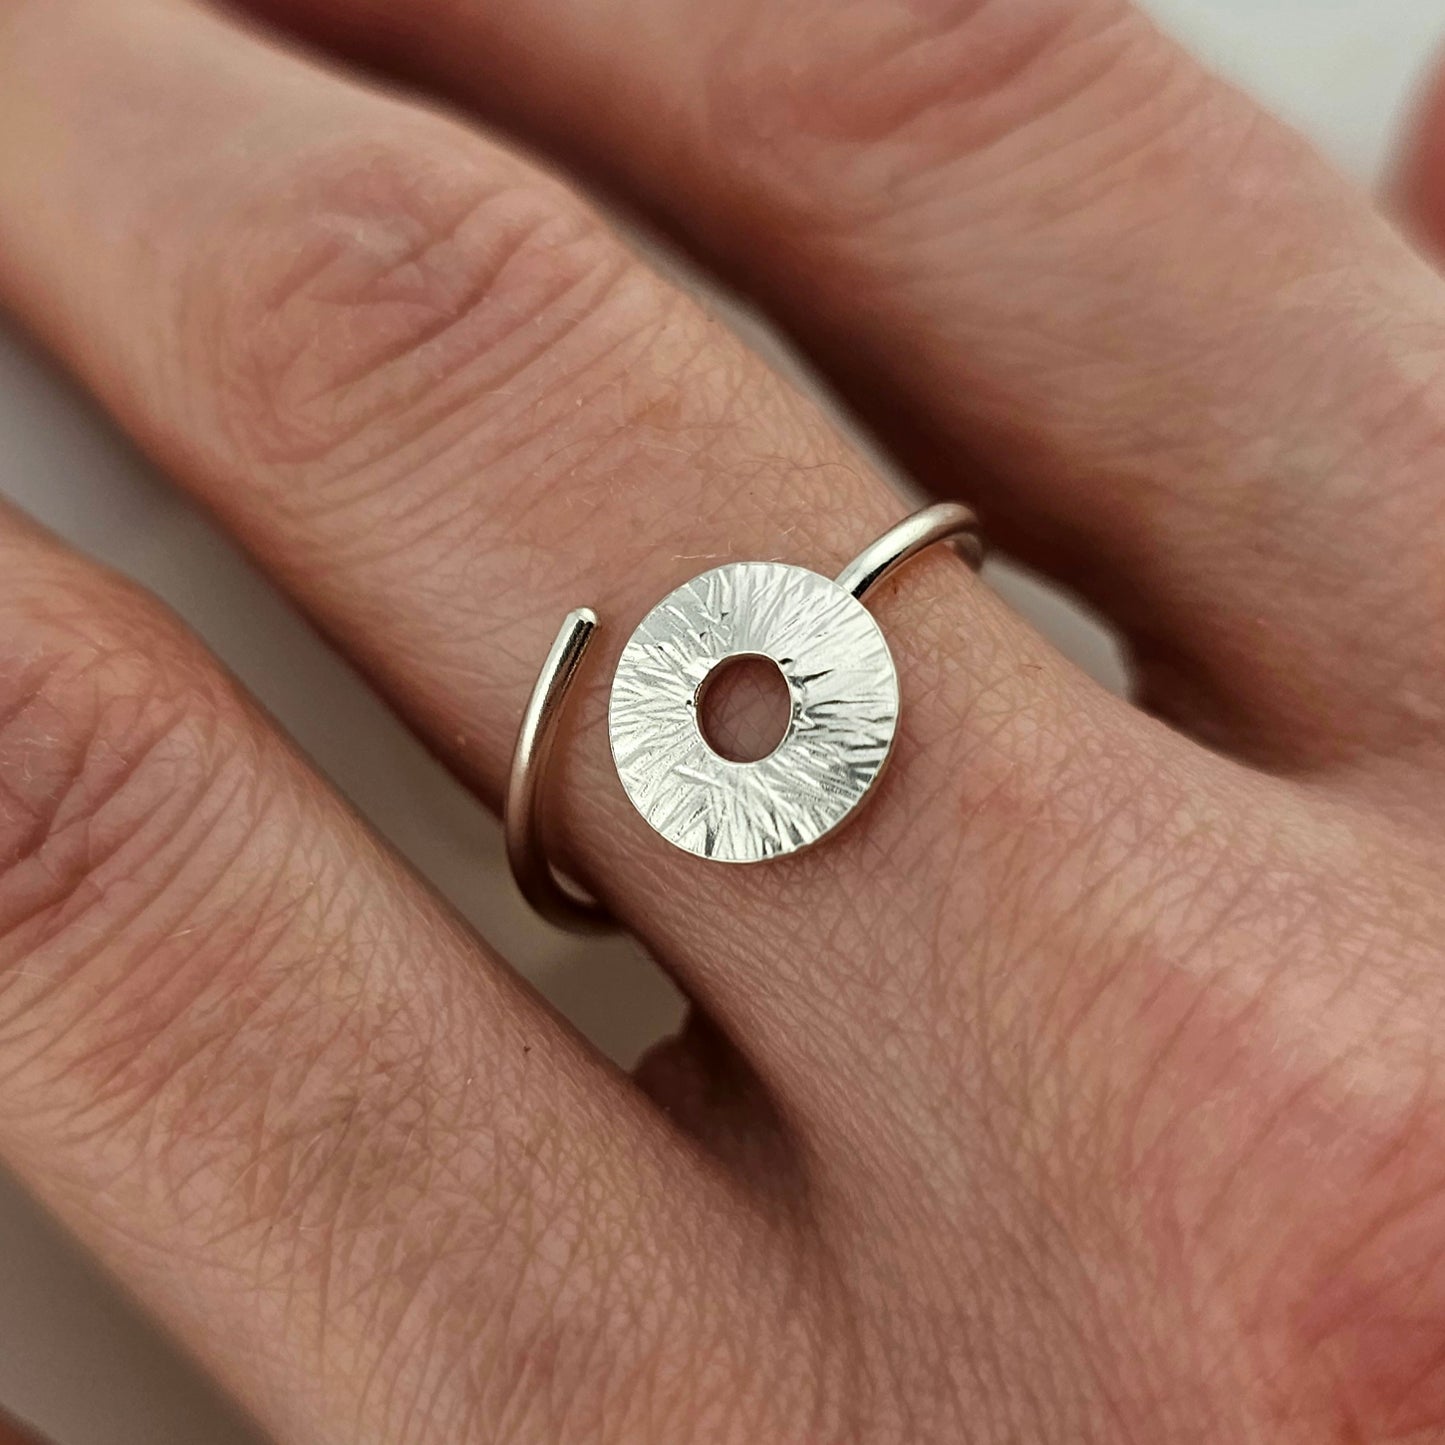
left=242, top=0, right=1445, bottom=779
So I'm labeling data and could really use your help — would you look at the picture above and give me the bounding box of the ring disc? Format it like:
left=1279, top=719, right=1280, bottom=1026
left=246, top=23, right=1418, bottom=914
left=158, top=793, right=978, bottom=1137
left=608, top=561, right=899, bottom=862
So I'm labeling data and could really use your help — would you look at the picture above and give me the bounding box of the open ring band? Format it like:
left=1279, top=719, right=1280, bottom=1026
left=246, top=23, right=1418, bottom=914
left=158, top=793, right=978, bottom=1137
left=505, top=503, right=985, bottom=932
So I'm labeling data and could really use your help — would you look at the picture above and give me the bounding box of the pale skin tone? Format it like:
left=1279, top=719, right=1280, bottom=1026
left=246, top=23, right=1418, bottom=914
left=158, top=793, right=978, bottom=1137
left=8, top=1, right=1445, bottom=1441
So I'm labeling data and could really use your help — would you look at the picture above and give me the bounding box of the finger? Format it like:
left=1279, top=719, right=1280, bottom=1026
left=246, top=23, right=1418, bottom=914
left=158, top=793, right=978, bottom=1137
left=0, top=1408, right=53, bottom=1445
left=240, top=0, right=1445, bottom=776
left=1396, top=47, right=1445, bottom=259
left=0, top=0, right=1184, bottom=1128
left=1, top=17, right=1408, bottom=1436
left=0, top=502, right=742, bottom=1445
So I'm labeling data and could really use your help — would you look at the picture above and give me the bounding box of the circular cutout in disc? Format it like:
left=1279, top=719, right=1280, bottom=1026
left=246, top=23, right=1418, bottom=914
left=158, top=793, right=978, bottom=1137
left=608, top=561, right=899, bottom=863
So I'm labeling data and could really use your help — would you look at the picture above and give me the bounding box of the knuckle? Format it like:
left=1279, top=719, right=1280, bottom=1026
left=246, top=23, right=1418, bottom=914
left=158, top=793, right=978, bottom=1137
left=0, top=561, right=258, bottom=1053
left=701, top=0, right=1186, bottom=226
left=1084, top=827, right=1445, bottom=1439
left=1238, top=1048, right=1445, bottom=1441
left=191, top=126, right=638, bottom=492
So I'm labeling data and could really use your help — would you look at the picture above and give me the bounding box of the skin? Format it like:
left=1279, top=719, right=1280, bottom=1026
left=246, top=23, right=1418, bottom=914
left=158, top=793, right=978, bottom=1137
left=1, top=0, right=1445, bottom=1440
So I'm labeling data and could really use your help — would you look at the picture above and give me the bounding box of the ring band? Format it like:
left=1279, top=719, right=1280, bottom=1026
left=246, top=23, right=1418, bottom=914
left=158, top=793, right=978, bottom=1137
left=505, top=502, right=984, bottom=932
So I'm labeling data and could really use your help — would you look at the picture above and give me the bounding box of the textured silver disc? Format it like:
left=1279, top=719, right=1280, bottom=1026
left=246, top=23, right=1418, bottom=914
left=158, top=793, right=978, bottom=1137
left=608, top=561, right=899, bottom=863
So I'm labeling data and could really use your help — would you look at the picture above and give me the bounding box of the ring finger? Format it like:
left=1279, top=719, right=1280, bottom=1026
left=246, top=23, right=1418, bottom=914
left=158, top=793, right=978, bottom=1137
left=0, top=0, right=1168, bottom=1134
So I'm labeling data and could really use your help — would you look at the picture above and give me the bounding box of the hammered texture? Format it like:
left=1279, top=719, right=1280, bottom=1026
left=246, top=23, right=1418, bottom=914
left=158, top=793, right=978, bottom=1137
left=608, top=562, right=899, bottom=862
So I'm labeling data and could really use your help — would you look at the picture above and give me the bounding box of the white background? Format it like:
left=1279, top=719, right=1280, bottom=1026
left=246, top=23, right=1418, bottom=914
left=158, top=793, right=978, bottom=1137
left=0, top=1, right=1442, bottom=1439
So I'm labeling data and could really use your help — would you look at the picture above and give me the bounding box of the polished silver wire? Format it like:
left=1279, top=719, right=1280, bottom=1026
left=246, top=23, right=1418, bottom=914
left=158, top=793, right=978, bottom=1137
left=836, top=502, right=985, bottom=600
left=504, top=608, right=614, bottom=933
left=504, top=503, right=984, bottom=931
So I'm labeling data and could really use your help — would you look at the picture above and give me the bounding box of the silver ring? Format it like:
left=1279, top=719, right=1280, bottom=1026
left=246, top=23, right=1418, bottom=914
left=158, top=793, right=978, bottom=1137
left=504, top=503, right=984, bottom=931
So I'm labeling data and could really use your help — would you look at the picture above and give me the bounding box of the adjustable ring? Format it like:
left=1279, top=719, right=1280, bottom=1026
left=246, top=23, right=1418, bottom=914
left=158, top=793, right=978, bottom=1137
left=504, top=503, right=985, bottom=932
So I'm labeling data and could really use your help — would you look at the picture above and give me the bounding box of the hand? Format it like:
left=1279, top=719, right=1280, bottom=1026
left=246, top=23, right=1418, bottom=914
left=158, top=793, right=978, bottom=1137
left=1, top=2, right=1444, bottom=1441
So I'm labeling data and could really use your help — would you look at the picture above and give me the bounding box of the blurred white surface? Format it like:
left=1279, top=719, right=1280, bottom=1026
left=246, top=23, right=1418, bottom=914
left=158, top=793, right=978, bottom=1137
left=0, top=2, right=1441, bottom=1440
